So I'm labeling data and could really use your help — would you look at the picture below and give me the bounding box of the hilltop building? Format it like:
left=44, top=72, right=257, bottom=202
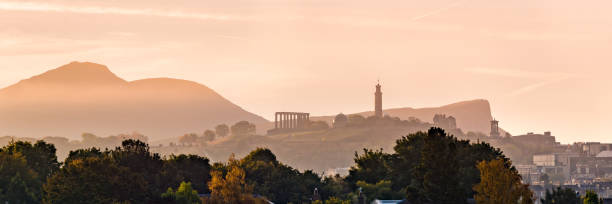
left=375, top=81, right=383, bottom=118
left=267, top=112, right=310, bottom=135
left=490, top=119, right=500, bottom=137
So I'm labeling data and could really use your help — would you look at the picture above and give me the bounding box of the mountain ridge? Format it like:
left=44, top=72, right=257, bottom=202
left=0, top=62, right=269, bottom=140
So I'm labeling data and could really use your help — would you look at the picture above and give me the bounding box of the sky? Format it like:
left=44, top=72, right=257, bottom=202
left=0, top=0, right=610, bottom=143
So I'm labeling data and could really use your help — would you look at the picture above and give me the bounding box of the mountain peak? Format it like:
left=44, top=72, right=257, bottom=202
left=25, top=61, right=127, bottom=86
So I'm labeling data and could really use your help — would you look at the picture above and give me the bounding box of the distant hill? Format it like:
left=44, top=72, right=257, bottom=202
left=0, top=62, right=269, bottom=140
left=311, top=99, right=495, bottom=134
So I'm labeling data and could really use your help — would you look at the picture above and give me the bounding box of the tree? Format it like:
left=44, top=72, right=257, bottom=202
left=323, top=196, right=351, bottom=204
left=205, top=155, right=266, bottom=204
left=333, top=114, right=348, bottom=127
left=0, top=151, right=41, bottom=203
left=43, top=156, right=148, bottom=203
left=345, top=127, right=512, bottom=202
left=110, top=139, right=165, bottom=202
left=163, top=154, right=212, bottom=193
left=347, top=149, right=391, bottom=185
left=541, top=187, right=580, bottom=204
left=179, top=133, right=199, bottom=145
left=1, top=140, right=60, bottom=182
left=583, top=190, right=602, bottom=204
left=407, top=127, right=463, bottom=203
left=65, top=147, right=103, bottom=164
left=320, top=175, right=352, bottom=201
left=203, top=130, right=216, bottom=142
left=231, top=121, right=256, bottom=136
left=240, top=148, right=318, bottom=203
left=347, top=114, right=366, bottom=126
left=215, top=124, right=230, bottom=137
left=356, top=180, right=403, bottom=203
left=161, top=181, right=201, bottom=204
left=473, top=158, right=533, bottom=204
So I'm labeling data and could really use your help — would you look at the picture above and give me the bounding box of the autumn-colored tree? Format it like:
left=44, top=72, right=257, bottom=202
left=204, top=154, right=266, bottom=204
left=473, top=158, right=533, bottom=204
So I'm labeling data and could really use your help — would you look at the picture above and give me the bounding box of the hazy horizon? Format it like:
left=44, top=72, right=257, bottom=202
left=1, top=0, right=611, bottom=143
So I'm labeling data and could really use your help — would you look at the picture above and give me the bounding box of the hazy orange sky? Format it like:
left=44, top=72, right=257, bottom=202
left=0, top=0, right=610, bottom=143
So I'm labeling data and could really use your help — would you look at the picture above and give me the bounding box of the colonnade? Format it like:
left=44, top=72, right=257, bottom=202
left=274, top=112, right=310, bottom=129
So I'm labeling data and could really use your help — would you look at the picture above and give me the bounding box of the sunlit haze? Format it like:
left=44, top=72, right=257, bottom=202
left=1, top=0, right=611, bottom=143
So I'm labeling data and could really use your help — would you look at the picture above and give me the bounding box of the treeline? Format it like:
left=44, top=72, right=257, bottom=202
left=1, top=128, right=535, bottom=203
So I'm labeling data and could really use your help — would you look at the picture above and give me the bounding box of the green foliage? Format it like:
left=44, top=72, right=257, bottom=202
left=541, top=187, right=580, bottom=204
left=239, top=148, right=321, bottom=203
left=65, top=147, right=103, bottom=163
left=356, top=180, right=403, bottom=203
left=347, top=127, right=515, bottom=203
left=320, top=175, right=352, bottom=200
left=0, top=140, right=60, bottom=203
left=43, top=139, right=212, bottom=203
left=346, top=149, right=391, bottom=185
left=110, top=139, right=165, bottom=202
left=407, top=127, right=462, bottom=203
left=1, top=140, right=60, bottom=182
left=583, top=190, right=602, bottom=204
left=0, top=151, right=41, bottom=203
left=163, top=154, right=212, bottom=193
left=43, top=156, right=148, bottom=204
left=161, top=182, right=201, bottom=204
left=323, top=196, right=351, bottom=204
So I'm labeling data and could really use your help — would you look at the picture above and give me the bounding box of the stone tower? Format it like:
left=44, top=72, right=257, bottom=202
left=375, top=81, right=383, bottom=118
left=490, top=119, right=500, bottom=137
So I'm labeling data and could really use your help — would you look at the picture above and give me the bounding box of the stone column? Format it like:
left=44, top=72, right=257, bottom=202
left=281, top=113, right=285, bottom=129
left=297, top=114, right=301, bottom=128
left=275, top=113, right=278, bottom=129
left=300, top=114, right=304, bottom=128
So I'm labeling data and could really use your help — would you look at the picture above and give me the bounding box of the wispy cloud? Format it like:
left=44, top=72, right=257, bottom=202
left=467, top=67, right=577, bottom=97
left=506, top=76, right=571, bottom=97
left=466, top=67, right=555, bottom=79
left=411, top=0, right=466, bottom=21
left=0, top=1, right=240, bottom=21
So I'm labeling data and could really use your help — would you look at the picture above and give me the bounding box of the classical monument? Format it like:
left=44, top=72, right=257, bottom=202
left=268, top=112, right=310, bottom=135
left=274, top=112, right=310, bottom=129
left=375, top=81, right=383, bottom=118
